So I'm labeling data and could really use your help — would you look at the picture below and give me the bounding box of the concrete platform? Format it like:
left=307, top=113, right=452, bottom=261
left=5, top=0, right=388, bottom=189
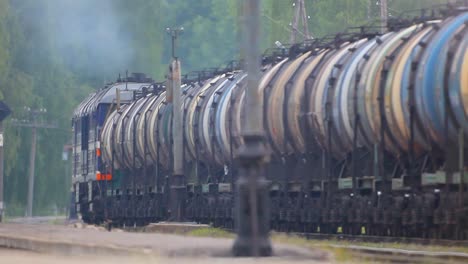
left=0, top=223, right=330, bottom=263
left=0, top=247, right=326, bottom=264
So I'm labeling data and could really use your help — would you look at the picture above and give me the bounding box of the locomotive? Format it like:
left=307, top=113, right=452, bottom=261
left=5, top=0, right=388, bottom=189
left=72, top=6, right=468, bottom=239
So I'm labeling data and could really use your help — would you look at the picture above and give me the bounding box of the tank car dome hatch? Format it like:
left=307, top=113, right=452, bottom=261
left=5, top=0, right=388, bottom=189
left=99, top=82, right=152, bottom=105
left=126, top=72, right=153, bottom=83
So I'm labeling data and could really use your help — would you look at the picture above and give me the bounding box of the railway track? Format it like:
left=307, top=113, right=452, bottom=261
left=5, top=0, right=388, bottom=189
left=290, top=232, right=468, bottom=263
left=294, top=232, right=468, bottom=247
left=343, top=245, right=468, bottom=264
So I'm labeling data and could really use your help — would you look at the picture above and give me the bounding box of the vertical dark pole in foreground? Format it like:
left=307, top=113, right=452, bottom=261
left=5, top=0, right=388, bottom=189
left=233, top=0, right=272, bottom=257
left=167, top=27, right=186, bottom=222
left=0, top=102, right=10, bottom=222
left=0, top=122, right=4, bottom=222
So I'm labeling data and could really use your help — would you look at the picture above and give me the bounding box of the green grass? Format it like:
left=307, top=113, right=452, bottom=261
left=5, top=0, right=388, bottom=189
left=47, top=217, right=66, bottom=225
left=186, top=227, right=234, bottom=238
left=270, top=232, right=353, bottom=262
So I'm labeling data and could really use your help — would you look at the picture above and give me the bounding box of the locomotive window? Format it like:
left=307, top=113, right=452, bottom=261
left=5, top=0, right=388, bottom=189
left=74, top=119, right=81, bottom=131
left=81, top=116, right=89, bottom=150
left=74, top=119, right=81, bottom=145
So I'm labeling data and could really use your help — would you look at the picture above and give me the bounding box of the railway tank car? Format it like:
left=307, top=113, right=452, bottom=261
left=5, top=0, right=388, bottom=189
left=72, top=7, right=468, bottom=239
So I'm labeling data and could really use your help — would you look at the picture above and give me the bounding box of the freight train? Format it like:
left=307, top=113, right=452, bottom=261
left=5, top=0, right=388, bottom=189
left=72, top=6, right=468, bottom=239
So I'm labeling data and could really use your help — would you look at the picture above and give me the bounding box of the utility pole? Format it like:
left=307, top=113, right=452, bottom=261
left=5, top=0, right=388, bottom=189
left=232, top=0, right=272, bottom=257
left=28, top=123, right=37, bottom=218
left=380, top=0, right=388, bottom=33
left=12, top=107, right=57, bottom=217
left=63, top=144, right=76, bottom=219
left=166, top=27, right=185, bottom=222
left=367, top=0, right=372, bottom=21
left=0, top=101, right=11, bottom=222
left=166, top=27, right=184, bottom=60
left=290, top=0, right=312, bottom=44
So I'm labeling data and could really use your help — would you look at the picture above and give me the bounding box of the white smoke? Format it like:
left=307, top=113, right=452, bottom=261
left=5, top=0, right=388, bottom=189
left=47, top=0, right=133, bottom=81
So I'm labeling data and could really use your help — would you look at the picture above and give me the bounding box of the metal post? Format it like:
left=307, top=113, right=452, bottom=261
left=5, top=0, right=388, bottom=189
left=232, top=0, right=272, bottom=257
left=132, top=112, right=138, bottom=224
left=367, top=0, right=372, bottom=21
left=290, top=0, right=301, bottom=44
left=166, top=27, right=184, bottom=60
left=167, top=27, right=185, bottom=222
left=170, top=59, right=185, bottom=221
left=0, top=101, right=10, bottom=222
left=0, top=123, right=4, bottom=221
left=27, top=124, right=37, bottom=217
left=459, top=128, right=464, bottom=207
left=380, top=0, right=388, bottom=33
left=299, top=0, right=311, bottom=40
left=290, top=0, right=312, bottom=44
left=64, top=144, right=76, bottom=220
